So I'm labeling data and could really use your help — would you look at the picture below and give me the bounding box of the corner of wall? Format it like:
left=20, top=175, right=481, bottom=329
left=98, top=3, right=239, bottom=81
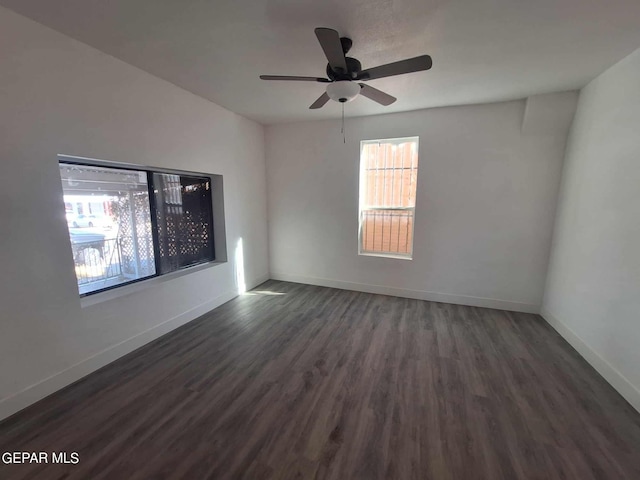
left=540, top=307, right=640, bottom=413
left=521, top=91, right=579, bottom=136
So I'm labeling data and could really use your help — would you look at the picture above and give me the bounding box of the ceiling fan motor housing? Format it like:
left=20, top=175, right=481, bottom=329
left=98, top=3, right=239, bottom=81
left=326, top=81, right=361, bottom=103
left=326, top=57, right=362, bottom=80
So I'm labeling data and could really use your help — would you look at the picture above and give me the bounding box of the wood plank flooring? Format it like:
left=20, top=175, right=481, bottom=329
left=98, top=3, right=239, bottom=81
left=1, top=280, right=639, bottom=479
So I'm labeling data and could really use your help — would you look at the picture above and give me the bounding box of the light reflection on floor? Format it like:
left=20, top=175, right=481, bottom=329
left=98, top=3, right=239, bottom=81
left=242, top=290, right=286, bottom=296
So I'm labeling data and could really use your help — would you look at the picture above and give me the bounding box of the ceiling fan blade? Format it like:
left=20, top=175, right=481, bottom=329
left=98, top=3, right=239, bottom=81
left=309, top=92, right=330, bottom=109
left=359, top=84, right=396, bottom=106
left=356, top=55, right=432, bottom=81
left=260, top=75, right=330, bottom=83
left=314, top=28, right=348, bottom=73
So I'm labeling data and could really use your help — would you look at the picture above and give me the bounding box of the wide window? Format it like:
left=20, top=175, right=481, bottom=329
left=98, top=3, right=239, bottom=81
left=359, top=137, right=419, bottom=259
left=58, top=158, right=216, bottom=296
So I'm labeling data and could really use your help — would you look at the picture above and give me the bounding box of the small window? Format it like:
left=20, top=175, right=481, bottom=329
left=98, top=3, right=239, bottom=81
left=58, top=157, right=218, bottom=296
left=358, top=137, right=419, bottom=259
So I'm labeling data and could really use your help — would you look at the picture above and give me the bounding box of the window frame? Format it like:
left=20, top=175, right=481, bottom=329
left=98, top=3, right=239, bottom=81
left=358, top=136, right=419, bottom=260
left=59, top=155, right=219, bottom=297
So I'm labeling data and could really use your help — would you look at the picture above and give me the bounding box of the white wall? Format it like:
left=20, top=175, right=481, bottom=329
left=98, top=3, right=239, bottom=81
left=542, top=47, right=640, bottom=411
left=266, top=94, right=577, bottom=313
left=0, top=7, right=269, bottom=420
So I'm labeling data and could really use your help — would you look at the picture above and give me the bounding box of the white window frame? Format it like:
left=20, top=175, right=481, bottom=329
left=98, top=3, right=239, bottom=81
left=358, top=136, right=419, bottom=260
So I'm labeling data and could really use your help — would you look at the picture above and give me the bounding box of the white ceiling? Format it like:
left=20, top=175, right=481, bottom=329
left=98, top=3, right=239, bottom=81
left=2, top=0, right=640, bottom=124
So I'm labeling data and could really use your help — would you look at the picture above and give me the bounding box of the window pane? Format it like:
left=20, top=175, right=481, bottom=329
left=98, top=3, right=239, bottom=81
left=153, top=173, right=214, bottom=273
left=59, top=162, right=156, bottom=294
left=361, top=209, right=414, bottom=255
left=359, top=137, right=419, bottom=257
left=362, top=140, right=418, bottom=208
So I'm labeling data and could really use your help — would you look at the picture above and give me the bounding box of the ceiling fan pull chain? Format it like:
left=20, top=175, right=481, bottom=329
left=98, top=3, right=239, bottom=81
left=341, top=103, right=346, bottom=144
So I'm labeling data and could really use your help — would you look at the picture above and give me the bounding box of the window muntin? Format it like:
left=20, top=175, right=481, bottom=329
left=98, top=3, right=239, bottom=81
left=359, top=137, right=419, bottom=259
left=58, top=158, right=216, bottom=296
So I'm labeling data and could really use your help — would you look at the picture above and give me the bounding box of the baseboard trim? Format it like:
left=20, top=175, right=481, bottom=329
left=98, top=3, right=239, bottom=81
left=0, top=272, right=268, bottom=422
left=270, top=272, right=540, bottom=314
left=541, top=307, right=640, bottom=413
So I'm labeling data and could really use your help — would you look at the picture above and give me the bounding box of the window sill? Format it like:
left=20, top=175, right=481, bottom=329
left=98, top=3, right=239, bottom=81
left=80, top=260, right=226, bottom=308
left=359, top=252, right=413, bottom=260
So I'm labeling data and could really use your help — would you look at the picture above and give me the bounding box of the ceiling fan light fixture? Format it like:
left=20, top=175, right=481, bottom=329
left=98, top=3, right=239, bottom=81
left=326, top=81, right=360, bottom=103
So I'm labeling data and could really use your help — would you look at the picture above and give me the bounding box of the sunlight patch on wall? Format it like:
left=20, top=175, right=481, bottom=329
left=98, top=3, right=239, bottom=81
left=235, top=237, right=246, bottom=294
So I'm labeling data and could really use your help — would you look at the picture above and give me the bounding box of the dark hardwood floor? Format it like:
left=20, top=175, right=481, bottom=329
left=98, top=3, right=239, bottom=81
left=1, top=280, right=639, bottom=479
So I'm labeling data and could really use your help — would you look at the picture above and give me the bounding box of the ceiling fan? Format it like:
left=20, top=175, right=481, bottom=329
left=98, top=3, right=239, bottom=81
left=260, top=28, right=433, bottom=109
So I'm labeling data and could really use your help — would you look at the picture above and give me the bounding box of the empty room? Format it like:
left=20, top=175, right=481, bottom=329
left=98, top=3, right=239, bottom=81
left=1, top=0, right=639, bottom=479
